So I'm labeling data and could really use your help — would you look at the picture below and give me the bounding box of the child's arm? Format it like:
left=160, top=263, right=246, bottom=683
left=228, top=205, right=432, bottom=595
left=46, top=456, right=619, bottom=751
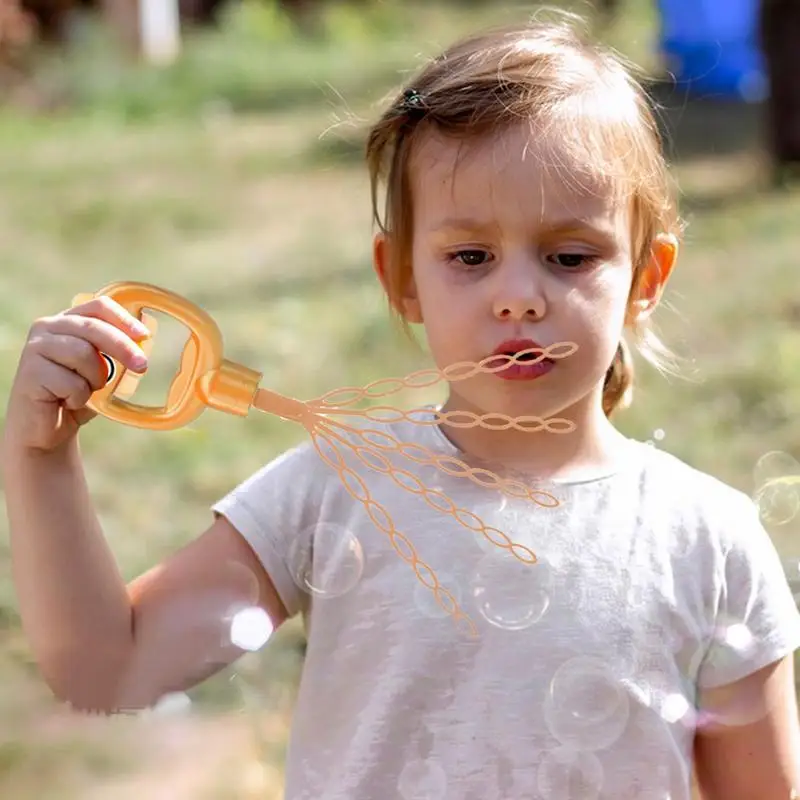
left=693, top=654, right=800, bottom=799
left=6, top=445, right=286, bottom=712
left=691, top=493, right=800, bottom=800
left=3, top=296, right=288, bottom=714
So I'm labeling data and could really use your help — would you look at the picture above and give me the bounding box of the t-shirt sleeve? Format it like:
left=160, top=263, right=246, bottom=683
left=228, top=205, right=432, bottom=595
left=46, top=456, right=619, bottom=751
left=210, top=439, right=334, bottom=620
left=697, top=491, right=800, bottom=690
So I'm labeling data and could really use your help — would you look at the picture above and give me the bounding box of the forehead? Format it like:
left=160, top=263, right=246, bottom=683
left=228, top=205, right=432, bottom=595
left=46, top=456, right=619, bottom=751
left=409, top=124, right=628, bottom=231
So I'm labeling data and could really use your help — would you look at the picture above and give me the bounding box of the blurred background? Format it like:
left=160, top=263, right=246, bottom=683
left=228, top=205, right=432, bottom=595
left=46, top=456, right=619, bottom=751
left=0, top=0, right=799, bottom=797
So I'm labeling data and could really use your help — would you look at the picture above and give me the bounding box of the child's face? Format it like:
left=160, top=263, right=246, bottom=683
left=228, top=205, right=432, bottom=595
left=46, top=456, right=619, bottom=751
left=387, top=123, right=660, bottom=422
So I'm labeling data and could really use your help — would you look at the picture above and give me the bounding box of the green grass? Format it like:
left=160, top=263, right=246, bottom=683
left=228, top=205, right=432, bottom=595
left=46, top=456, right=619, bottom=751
left=0, top=0, right=799, bottom=796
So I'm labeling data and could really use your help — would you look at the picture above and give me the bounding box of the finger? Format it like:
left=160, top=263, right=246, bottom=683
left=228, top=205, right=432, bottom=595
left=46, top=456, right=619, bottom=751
left=34, top=355, right=95, bottom=411
left=72, top=406, right=98, bottom=427
left=66, top=295, right=152, bottom=343
left=37, top=315, right=148, bottom=375
left=33, top=333, right=111, bottom=391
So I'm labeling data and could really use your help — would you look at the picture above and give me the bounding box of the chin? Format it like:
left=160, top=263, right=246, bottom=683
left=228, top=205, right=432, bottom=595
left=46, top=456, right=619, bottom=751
left=449, top=380, right=562, bottom=420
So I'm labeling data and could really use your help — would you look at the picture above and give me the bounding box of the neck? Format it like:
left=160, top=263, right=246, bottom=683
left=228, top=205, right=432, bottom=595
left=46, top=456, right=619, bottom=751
left=436, top=386, right=632, bottom=482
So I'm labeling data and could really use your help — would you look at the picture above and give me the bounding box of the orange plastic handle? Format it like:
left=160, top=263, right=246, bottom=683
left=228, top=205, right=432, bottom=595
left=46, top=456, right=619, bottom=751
left=71, top=282, right=262, bottom=431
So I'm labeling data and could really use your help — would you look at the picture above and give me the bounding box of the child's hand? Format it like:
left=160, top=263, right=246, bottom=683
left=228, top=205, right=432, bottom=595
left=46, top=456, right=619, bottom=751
left=4, top=296, right=150, bottom=452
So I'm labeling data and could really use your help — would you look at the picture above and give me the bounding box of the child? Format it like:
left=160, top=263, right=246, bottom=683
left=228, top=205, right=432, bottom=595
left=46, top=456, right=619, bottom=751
left=4, top=12, right=800, bottom=800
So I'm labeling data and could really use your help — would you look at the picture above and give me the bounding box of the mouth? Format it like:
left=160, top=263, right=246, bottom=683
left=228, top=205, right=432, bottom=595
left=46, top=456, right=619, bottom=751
left=486, top=339, right=555, bottom=381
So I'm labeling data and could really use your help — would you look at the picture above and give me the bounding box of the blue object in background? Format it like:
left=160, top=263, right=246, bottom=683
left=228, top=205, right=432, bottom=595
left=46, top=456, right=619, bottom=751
left=657, top=0, right=769, bottom=102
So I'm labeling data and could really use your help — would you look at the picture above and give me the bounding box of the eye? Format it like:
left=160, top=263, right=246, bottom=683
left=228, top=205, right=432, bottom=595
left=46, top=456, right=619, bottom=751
left=548, top=253, right=597, bottom=270
left=451, top=250, right=491, bottom=268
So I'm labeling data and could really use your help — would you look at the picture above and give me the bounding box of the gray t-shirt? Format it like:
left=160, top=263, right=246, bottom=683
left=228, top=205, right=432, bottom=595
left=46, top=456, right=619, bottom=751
left=211, top=408, right=800, bottom=800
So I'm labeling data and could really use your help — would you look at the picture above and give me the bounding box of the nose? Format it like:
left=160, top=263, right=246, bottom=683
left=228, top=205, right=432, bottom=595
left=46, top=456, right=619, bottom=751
left=492, top=261, right=546, bottom=322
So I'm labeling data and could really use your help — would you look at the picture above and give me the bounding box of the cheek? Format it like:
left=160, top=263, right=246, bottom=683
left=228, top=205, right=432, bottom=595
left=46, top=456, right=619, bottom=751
left=414, top=262, right=461, bottom=317
left=565, top=290, right=628, bottom=359
left=577, top=273, right=631, bottom=329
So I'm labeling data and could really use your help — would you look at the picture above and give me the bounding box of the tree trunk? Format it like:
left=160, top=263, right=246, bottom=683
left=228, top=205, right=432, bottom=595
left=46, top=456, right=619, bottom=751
left=760, top=0, right=800, bottom=170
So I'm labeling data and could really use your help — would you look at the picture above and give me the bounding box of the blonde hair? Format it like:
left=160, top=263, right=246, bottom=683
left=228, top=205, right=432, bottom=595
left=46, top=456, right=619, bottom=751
left=365, top=11, right=684, bottom=417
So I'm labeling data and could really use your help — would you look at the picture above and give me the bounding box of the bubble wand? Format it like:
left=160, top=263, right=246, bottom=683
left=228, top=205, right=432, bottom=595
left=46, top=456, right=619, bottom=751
left=73, top=282, right=578, bottom=637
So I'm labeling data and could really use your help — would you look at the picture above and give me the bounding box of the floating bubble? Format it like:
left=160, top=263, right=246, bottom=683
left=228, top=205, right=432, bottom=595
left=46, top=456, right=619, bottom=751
left=753, top=450, right=800, bottom=490
left=703, top=620, right=757, bottom=677
left=753, top=451, right=800, bottom=525
left=420, top=463, right=446, bottom=493
left=755, top=480, right=800, bottom=526
left=661, top=692, right=694, bottom=726
left=486, top=492, right=509, bottom=515
left=469, top=552, right=553, bottom=630
left=147, top=691, right=192, bottom=716
left=472, top=497, right=518, bottom=557
left=287, top=522, right=365, bottom=598
left=111, top=559, right=263, bottom=710
left=537, top=747, right=603, bottom=799
left=398, top=758, right=447, bottom=800
left=719, top=622, right=754, bottom=653
left=625, top=671, right=695, bottom=728
left=544, top=656, right=630, bottom=751
left=653, top=428, right=665, bottom=442
left=230, top=606, right=274, bottom=652
left=414, top=570, right=462, bottom=620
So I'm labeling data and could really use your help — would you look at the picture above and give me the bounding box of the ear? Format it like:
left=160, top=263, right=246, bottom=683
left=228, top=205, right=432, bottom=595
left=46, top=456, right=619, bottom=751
left=372, top=232, right=423, bottom=324
left=629, top=233, right=679, bottom=323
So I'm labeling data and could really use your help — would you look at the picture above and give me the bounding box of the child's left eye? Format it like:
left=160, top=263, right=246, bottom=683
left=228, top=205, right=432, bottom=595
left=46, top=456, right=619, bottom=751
left=549, top=253, right=596, bottom=269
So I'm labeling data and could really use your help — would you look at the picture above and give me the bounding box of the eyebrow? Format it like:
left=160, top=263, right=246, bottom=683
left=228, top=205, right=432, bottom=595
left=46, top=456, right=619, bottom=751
left=428, top=216, right=619, bottom=240
left=427, top=217, right=498, bottom=235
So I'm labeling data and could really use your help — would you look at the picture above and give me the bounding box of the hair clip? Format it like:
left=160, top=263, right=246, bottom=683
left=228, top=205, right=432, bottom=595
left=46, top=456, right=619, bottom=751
left=401, top=88, right=427, bottom=117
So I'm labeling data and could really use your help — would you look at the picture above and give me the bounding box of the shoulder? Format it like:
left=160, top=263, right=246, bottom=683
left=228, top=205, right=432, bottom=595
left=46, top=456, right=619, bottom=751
left=229, top=436, right=333, bottom=494
left=636, top=444, right=761, bottom=549
left=639, top=443, right=750, bottom=503
left=636, top=446, right=800, bottom=687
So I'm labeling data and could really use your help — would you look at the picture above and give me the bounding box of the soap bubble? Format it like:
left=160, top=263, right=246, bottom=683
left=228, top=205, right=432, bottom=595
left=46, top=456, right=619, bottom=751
left=717, top=622, right=754, bottom=653
left=661, top=693, right=694, bottom=726
left=469, top=552, right=553, bottom=630
left=288, top=522, right=365, bottom=598
left=753, top=451, right=800, bottom=526
left=230, top=606, right=274, bottom=652
left=537, top=747, right=603, bottom=799
left=472, top=496, right=516, bottom=557
left=146, top=692, right=192, bottom=716
left=754, top=450, right=800, bottom=487
left=701, top=619, right=757, bottom=680
left=414, top=570, right=462, bottom=620
left=418, top=463, right=446, bottom=495
left=544, top=656, right=630, bottom=751
left=624, top=671, right=695, bottom=728
left=755, top=481, right=800, bottom=526
left=112, top=559, right=263, bottom=710
left=398, top=758, right=447, bottom=799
